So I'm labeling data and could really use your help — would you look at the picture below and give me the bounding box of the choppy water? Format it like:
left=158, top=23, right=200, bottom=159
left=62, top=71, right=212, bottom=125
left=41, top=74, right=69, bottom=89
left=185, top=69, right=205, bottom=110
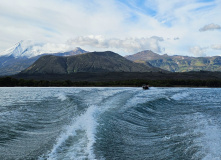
left=0, top=87, right=221, bottom=160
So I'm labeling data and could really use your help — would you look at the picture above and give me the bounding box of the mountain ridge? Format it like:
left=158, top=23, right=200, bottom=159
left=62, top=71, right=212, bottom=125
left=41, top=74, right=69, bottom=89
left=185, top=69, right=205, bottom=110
left=0, top=40, right=86, bottom=58
left=0, top=41, right=87, bottom=75
left=126, top=50, right=221, bottom=72
left=21, top=51, right=164, bottom=74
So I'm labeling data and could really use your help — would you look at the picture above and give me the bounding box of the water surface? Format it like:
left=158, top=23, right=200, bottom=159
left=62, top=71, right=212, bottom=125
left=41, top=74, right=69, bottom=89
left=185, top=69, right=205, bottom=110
left=0, top=87, right=221, bottom=160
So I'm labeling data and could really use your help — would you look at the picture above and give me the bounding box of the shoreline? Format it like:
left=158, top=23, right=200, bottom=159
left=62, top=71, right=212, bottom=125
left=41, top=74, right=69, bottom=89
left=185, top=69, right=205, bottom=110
left=0, top=86, right=219, bottom=89
left=1, top=71, right=221, bottom=88
left=1, top=76, right=221, bottom=88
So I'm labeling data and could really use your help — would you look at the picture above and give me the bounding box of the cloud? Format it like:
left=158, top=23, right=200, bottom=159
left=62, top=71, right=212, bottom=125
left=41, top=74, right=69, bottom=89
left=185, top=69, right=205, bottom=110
left=174, top=37, right=180, bottom=40
left=150, top=36, right=164, bottom=41
left=199, top=23, right=221, bottom=32
left=211, top=44, right=221, bottom=50
left=67, top=36, right=164, bottom=53
left=1, top=0, right=221, bottom=56
left=0, top=0, right=127, bottom=50
left=189, top=46, right=207, bottom=57
left=0, top=40, right=77, bottom=57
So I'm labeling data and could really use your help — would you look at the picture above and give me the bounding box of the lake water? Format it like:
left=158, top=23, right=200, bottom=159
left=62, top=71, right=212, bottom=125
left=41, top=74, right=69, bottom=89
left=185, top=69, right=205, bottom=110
left=0, top=87, right=221, bottom=160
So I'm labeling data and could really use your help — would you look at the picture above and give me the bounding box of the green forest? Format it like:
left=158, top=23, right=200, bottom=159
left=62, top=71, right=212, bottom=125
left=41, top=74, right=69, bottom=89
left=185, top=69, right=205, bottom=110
left=1, top=76, right=221, bottom=87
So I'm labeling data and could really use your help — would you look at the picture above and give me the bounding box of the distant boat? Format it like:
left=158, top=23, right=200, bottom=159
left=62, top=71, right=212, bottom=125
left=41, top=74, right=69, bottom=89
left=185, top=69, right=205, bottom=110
left=142, top=84, right=149, bottom=90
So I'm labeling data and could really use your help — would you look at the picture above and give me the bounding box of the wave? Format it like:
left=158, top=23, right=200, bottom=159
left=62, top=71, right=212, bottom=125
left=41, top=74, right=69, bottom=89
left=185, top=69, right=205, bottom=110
left=170, top=91, right=190, bottom=101
left=41, top=88, right=134, bottom=160
left=189, top=113, right=221, bottom=160
left=45, top=105, right=99, bottom=160
left=55, top=93, right=68, bottom=101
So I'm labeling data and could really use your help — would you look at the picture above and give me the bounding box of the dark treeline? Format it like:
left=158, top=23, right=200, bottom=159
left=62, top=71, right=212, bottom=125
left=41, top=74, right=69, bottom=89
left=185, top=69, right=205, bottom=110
left=1, top=76, right=221, bottom=87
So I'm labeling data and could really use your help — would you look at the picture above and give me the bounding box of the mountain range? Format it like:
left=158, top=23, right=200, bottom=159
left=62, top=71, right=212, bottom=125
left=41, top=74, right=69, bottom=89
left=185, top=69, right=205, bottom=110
left=21, top=51, right=162, bottom=74
left=1, top=40, right=221, bottom=76
left=0, top=41, right=87, bottom=75
left=125, top=50, right=221, bottom=72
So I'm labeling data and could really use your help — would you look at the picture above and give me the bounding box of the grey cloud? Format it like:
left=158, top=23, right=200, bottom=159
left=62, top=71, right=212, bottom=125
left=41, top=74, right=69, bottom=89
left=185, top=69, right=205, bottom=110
left=67, top=36, right=163, bottom=53
left=174, top=37, right=179, bottom=40
left=150, top=36, right=164, bottom=41
left=199, top=23, right=221, bottom=32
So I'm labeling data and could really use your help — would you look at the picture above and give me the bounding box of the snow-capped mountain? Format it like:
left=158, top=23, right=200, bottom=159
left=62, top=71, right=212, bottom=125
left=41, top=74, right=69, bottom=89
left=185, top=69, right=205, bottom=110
left=0, top=40, right=88, bottom=75
left=0, top=40, right=84, bottom=58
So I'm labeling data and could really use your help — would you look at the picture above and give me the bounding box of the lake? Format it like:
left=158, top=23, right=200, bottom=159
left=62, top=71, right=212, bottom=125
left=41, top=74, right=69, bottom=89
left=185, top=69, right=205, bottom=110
left=0, top=87, right=221, bottom=160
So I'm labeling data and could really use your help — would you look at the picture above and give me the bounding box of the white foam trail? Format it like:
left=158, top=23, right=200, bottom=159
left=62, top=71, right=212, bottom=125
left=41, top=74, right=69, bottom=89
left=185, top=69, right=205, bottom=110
left=45, top=88, right=133, bottom=160
left=191, top=113, right=221, bottom=160
left=200, top=120, right=221, bottom=160
left=46, top=105, right=99, bottom=160
left=171, top=92, right=189, bottom=101
left=55, top=93, right=67, bottom=101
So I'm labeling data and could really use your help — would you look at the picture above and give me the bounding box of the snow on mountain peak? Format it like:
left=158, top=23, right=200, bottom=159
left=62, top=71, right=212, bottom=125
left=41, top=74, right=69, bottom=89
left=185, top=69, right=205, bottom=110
left=0, top=40, right=79, bottom=58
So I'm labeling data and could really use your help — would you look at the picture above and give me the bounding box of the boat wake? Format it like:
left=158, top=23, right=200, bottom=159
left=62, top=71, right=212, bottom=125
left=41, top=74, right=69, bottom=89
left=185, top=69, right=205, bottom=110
left=1, top=87, right=221, bottom=159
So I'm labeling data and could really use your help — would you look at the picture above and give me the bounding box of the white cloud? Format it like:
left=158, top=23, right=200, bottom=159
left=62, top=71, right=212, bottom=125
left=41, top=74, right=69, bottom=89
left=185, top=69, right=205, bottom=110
left=211, top=44, right=221, bottom=50
left=1, top=0, right=221, bottom=56
left=0, top=0, right=126, bottom=51
left=0, top=40, right=77, bottom=57
left=199, top=23, right=221, bottom=32
left=67, top=36, right=164, bottom=53
left=189, top=46, right=207, bottom=57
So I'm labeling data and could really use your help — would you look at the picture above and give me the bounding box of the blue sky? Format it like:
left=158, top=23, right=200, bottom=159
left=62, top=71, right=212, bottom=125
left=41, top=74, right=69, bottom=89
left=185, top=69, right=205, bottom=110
left=0, top=0, right=221, bottom=56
